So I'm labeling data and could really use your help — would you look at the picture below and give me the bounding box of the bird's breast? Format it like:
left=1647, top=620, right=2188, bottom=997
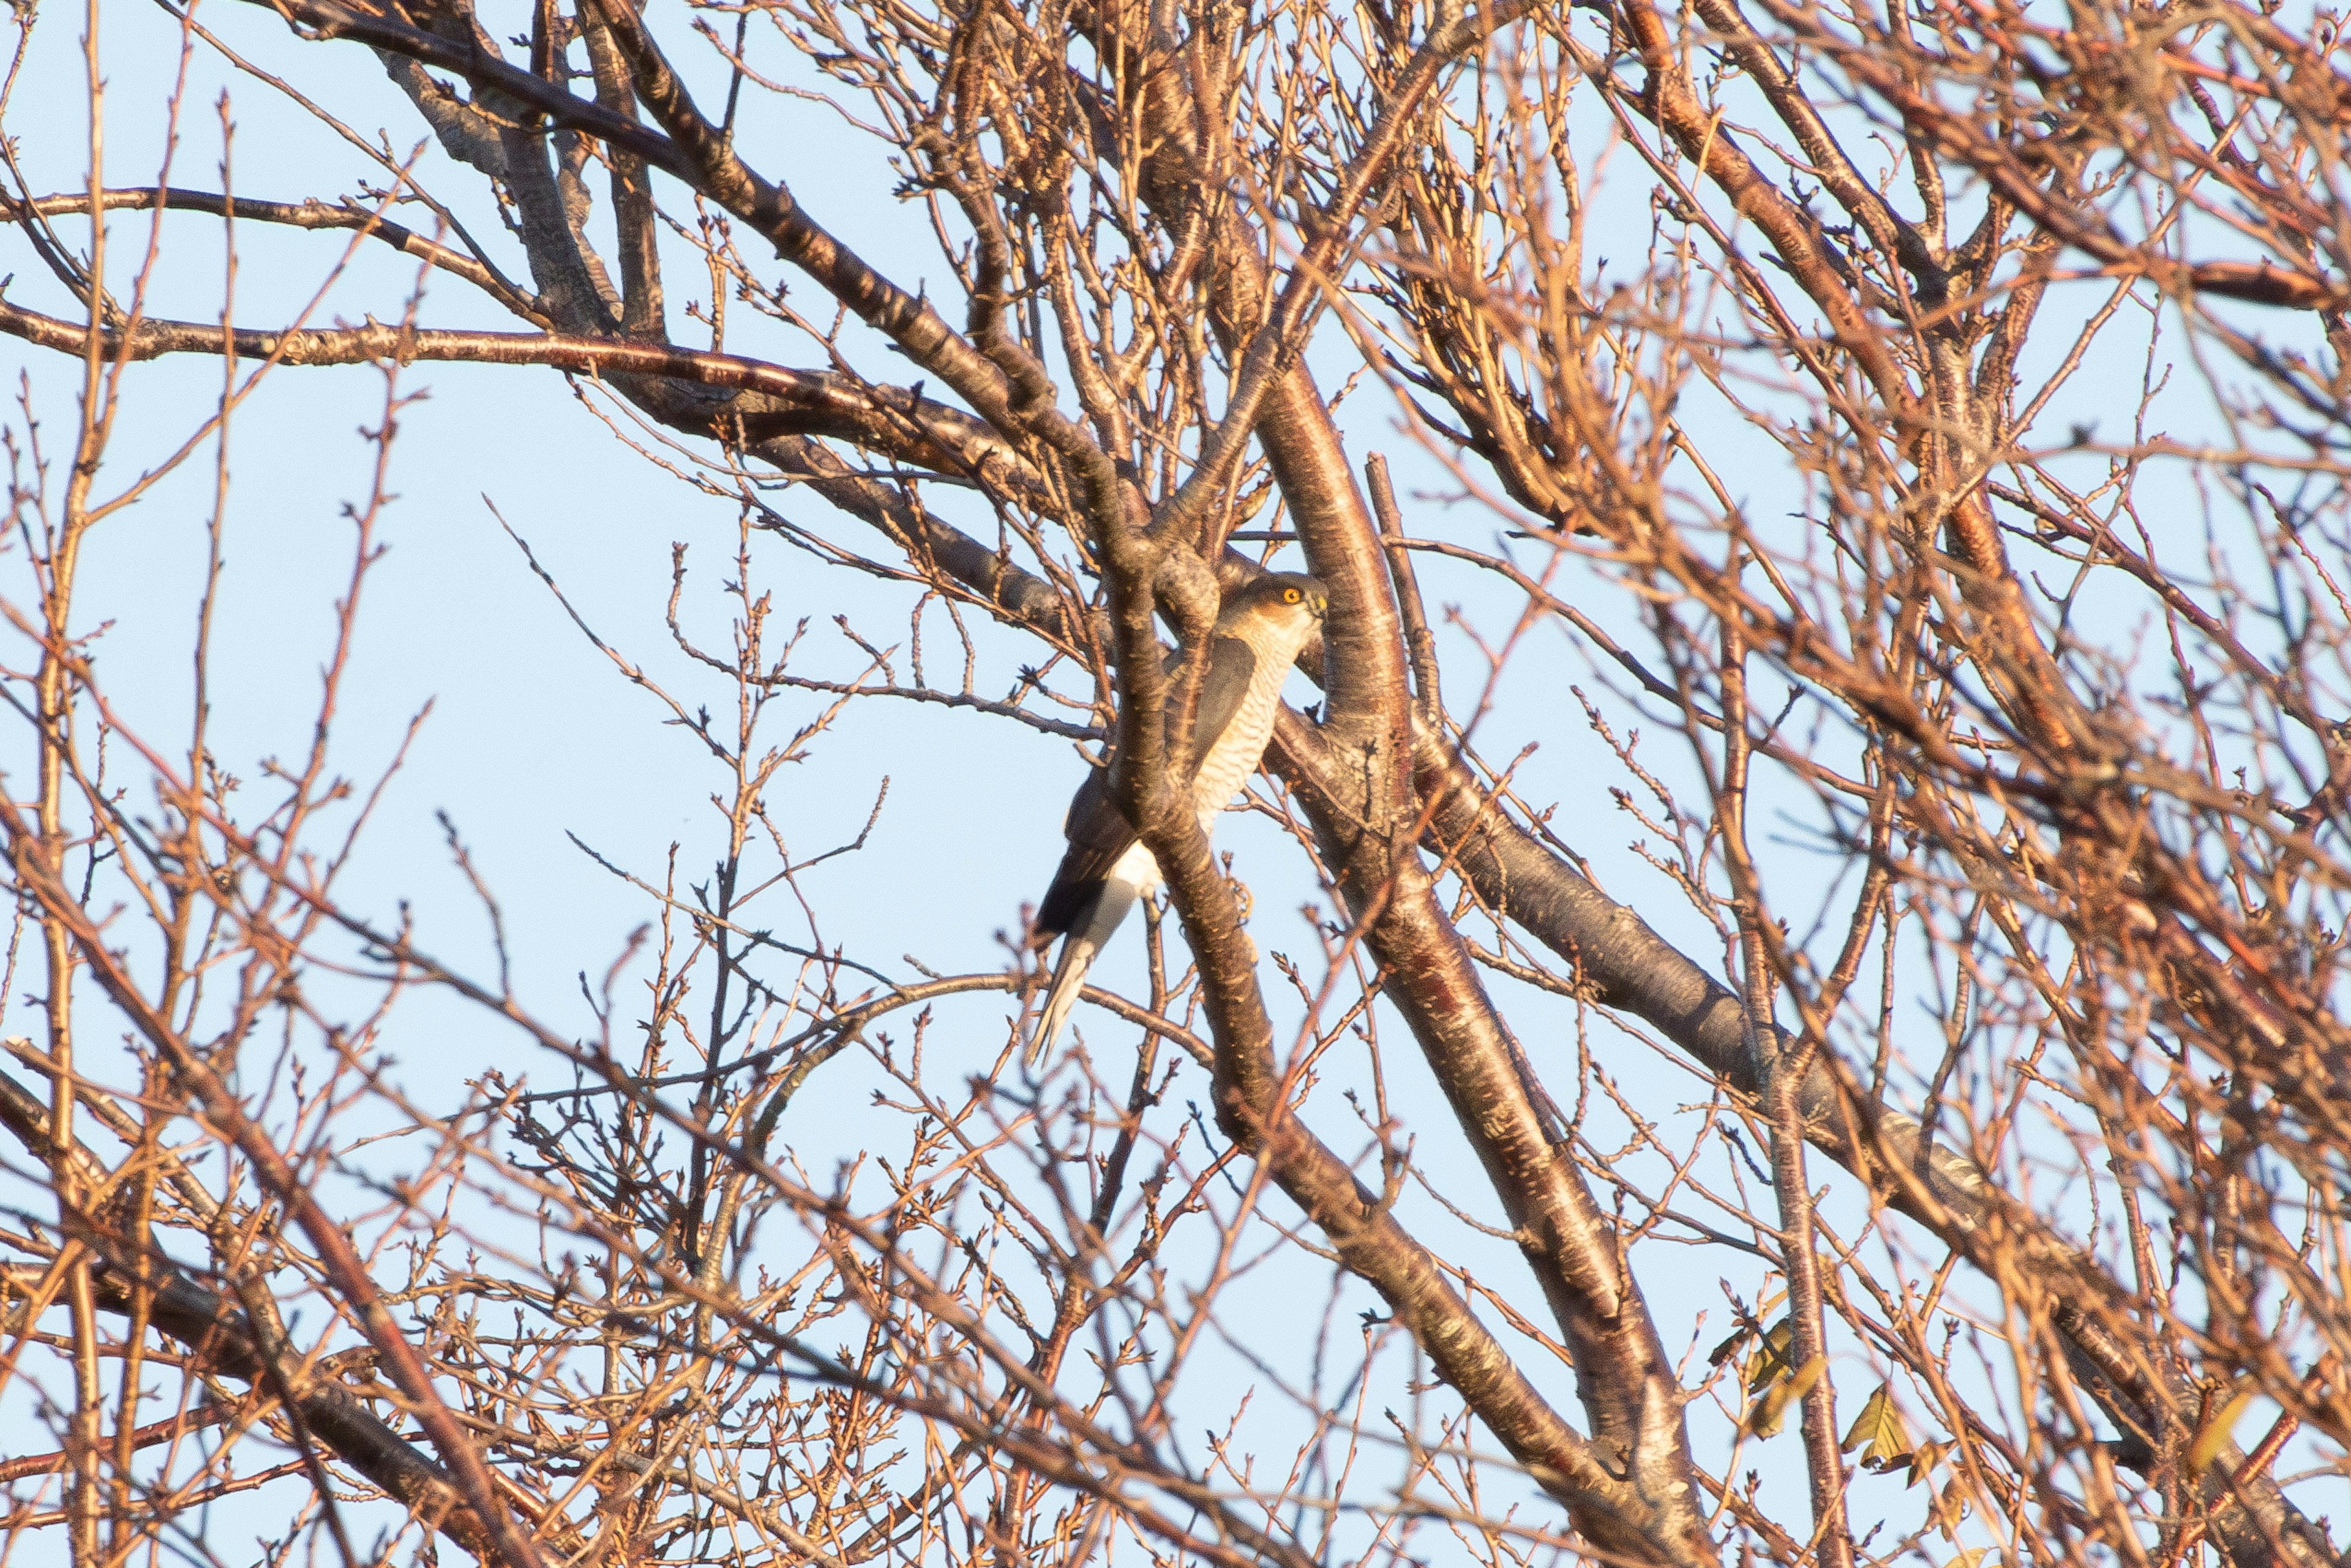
left=1189, top=673, right=1286, bottom=825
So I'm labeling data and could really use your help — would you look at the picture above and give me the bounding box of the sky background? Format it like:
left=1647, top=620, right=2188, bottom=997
left=6, top=0, right=2321, bottom=1553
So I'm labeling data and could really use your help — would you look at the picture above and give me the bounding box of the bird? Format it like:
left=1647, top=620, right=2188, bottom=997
left=1024, top=572, right=1330, bottom=1066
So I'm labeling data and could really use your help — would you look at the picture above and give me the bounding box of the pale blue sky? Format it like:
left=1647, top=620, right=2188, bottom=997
left=9, top=0, right=2320, bottom=1550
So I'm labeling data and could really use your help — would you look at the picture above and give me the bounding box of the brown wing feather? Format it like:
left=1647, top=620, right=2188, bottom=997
left=1190, top=634, right=1259, bottom=758
left=1031, top=635, right=1258, bottom=943
left=1033, top=767, right=1134, bottom=940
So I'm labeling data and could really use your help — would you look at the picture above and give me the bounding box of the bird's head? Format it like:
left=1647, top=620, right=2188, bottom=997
left=1228, top=572, right=1329, bottom=629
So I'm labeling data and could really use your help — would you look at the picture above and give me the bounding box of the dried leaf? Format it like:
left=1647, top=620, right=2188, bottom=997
left=1743, top=1352, right=1826, bottom=1438
left=1743, top=1317, right=1796, bottom=1394
left=1841, top=1382, right=1915, bottom=1470
left=1932, top=1474, right=1973, bottom=1540
left=1905, top=1438, right=1950, bottom=1488
left=2188, top=1384, right=2257, bottom=1475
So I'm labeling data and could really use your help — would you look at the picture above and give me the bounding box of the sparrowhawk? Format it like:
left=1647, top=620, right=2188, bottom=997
left=1026, top=572, right=1330, bottom=1064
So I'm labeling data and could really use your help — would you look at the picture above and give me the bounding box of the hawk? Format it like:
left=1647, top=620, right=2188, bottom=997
left=1026, top=572, right=1330, bottom=1064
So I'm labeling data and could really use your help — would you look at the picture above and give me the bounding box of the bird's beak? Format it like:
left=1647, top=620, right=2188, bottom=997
left=1309, top=590, right=1330, bottom=619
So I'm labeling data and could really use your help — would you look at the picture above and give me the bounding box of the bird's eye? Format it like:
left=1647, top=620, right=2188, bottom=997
left=1283, top=587, right=1300, bottom=602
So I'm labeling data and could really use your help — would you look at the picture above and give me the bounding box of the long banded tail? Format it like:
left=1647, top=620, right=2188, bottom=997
left=1027, top=934, right=1098, bottom=1068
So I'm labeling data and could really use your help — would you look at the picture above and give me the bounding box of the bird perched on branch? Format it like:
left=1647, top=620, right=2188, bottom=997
left=1025, top=572, right=1330, bottom=1065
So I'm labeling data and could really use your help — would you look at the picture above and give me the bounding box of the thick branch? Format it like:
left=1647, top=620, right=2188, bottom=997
left=0, top=297, right=1044, bottom=501
left=1278, top=740, right=1717, bottom=1567
left=1131, top=754, right=1681, bottom=1553
left=0, top=1070, right=526, bottom=1564
left=0, top=835, right=549, bottom=1568
left=233, top=0, right=696, bottom=179
left=577, top=0, right=1030, bottom=438
left=1083, top=15, right=1714, bottom=1556
left=1602, top=0, right=1913, bottom=408
left=1796, top=12, right=2347, bottom=310
left=1397, top=726, right=2336, bottom=1568
left=4, top=187, right=536, bottom=317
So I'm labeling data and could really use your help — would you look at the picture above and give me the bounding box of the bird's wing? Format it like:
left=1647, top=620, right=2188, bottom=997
left=1188, top=633, right=1259, bottom=757
left=1034, top=766, right=1134, bottom=940
left=1032, top=635, right=1257, bottom=942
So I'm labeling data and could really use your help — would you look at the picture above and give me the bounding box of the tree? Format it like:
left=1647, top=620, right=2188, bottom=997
left=2, top=0, right=2347, bottom=1558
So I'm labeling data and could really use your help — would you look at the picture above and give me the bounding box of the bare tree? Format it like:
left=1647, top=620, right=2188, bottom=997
left=3, top=0, right=2349, bottom=1561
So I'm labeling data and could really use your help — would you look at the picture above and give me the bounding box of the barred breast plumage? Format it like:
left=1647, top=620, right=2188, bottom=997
left=1187, top=625, right=1296, bottom=830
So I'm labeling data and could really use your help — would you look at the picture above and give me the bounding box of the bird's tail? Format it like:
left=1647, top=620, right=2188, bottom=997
left=1026, top=934, right=1097, bottom=1068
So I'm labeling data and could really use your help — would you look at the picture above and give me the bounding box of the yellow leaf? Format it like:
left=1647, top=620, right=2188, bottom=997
left=1840, top=1383, right=1916, bottom=1469
left=1944, top=1550, right=1995, bottom=1568
left=2187, top=1384, right=2257, bottom=1475
left=1905, top=1438, right=1949, bottom=1488
left=1932, top=1474, right=1972, bottom=1540
left=1744, top=1317, right=1796, bottom=1394
left=1743, top=1353, right=1826, bottom=1438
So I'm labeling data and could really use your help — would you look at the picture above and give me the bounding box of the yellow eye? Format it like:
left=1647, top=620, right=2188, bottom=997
left=1283, top=587, right=1300, bottom=602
